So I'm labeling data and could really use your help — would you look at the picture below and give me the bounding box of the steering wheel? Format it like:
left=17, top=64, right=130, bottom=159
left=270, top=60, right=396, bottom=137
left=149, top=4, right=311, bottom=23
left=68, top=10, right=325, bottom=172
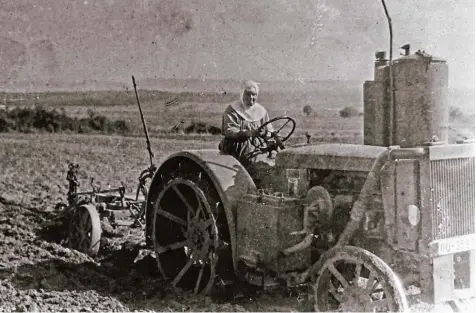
left=250, top=116, right=296, bottom=155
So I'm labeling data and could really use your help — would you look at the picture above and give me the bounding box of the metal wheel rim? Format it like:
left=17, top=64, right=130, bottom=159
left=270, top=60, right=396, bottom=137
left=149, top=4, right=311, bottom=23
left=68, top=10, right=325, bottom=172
left=152, top=178, right=219, bottom=294
left=68, top=205, right=101, bottom=255
left=314, top=255, right=403, bottom=312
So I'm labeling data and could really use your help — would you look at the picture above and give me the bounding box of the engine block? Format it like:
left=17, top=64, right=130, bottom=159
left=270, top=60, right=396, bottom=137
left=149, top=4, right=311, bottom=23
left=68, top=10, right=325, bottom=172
left=236, top=192, right=312, bottom=274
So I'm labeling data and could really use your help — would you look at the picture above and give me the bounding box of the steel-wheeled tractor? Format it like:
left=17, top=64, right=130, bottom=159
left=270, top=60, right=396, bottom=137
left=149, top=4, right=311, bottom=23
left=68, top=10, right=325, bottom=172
left=58, top=53, right=474, bottom=311
left=141, top=50, right=474, bottom=312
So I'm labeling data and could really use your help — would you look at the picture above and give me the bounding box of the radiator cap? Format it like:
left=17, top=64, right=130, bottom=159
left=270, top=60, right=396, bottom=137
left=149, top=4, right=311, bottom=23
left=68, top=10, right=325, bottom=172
left=423, top=135, right=445, bottom=146
left=456, top=136, right=475, bottom=144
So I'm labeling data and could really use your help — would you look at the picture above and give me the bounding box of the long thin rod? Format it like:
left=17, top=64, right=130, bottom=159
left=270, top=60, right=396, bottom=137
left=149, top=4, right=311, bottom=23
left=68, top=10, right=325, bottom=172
left=381, top=0, right=394, bottom=146
left=132, top=75, right=154, bottom=167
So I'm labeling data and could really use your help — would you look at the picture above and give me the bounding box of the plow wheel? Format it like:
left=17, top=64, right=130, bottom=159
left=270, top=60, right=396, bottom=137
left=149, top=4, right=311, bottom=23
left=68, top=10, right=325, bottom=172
left=311, top=246, right=408, bottom=312
left=152, top=178, right=220, bottom=295
left=68, top=204, right=102, bottom=256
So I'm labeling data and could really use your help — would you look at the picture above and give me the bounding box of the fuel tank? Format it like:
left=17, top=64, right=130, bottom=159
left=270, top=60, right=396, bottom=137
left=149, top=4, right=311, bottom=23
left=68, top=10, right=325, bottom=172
left=364, top=51, right=449, bottom=147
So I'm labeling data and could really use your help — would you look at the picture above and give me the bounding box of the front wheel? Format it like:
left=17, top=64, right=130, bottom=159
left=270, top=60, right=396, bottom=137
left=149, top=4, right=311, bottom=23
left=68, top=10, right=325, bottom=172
left=310, top=245, right=408, bottom=312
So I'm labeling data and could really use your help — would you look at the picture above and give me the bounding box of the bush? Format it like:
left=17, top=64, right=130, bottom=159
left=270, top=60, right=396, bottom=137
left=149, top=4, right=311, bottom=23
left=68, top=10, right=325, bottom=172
left=303, top=105, right=313, bottom=116
left=184, top=121, right=221, bottom=135
left=0, top=116, right=10, bottom=132
left=449, top=105, right=475, bottom=124
left=112, top=120, right=130, bottom=135
left=0, top=105, right=131, bottom=136
left=339, top=106, right=361, bottom=118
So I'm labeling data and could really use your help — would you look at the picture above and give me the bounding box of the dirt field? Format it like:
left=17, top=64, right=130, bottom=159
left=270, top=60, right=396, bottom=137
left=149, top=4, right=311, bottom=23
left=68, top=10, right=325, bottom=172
left=0, top=133, right=309, bottom=312
left=1, top=132, right=474, bottom=312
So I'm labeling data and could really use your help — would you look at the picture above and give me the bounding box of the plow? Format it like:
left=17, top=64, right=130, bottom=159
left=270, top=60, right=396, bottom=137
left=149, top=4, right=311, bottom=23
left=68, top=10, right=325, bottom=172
left=52, top=76, right=157, bottom=256
left=55, top=161, right=155, bottom=256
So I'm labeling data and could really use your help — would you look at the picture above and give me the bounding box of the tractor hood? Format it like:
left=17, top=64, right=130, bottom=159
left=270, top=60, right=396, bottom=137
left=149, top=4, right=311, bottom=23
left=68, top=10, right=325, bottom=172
left=275, top=143, right=387, bottom=172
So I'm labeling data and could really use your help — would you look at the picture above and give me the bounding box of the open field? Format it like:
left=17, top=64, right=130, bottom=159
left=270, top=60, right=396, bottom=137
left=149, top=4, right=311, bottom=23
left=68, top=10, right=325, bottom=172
left=1, top=84, right=367, bottom=140
left=2, top=81, right=474, bottom=142
left=0, top=133, right=310, bottom=312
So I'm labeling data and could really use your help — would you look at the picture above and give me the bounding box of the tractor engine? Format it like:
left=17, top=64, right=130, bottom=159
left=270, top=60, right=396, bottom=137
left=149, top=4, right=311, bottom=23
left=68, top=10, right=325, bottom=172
left=362, top=48, right=475, bottom=304
left=235, top=48, right=475, bottom=305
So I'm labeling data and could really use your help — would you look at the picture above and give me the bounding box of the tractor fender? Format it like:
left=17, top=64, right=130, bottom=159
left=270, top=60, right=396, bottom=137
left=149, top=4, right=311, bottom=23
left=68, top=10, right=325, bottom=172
left=146, top=149, right=257, bottom=269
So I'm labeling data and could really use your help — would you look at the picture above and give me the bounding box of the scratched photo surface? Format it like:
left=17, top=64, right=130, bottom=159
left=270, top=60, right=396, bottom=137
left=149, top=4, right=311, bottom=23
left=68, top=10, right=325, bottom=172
left=0, top=1, right=474, bottom=312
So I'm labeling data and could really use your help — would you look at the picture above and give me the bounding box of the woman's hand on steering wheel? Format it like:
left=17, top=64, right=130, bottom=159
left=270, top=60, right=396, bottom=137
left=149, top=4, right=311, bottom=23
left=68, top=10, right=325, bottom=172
left=249, top=128, right=267, bottom=138
left=250, top=116, right=296, bottom=152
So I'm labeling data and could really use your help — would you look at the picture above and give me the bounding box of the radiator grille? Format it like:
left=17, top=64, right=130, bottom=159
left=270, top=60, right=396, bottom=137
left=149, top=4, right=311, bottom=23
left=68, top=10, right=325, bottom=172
left=431, top=158, right=475, bottom=240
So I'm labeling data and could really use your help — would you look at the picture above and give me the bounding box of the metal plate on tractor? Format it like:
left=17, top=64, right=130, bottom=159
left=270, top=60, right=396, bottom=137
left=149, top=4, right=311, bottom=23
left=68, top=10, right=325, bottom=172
left=429, top=234, right=476, bottom=257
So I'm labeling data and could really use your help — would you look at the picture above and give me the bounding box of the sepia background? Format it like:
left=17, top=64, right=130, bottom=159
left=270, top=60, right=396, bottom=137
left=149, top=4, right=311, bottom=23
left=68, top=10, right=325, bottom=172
left=0, top=1, right=475, bottom=312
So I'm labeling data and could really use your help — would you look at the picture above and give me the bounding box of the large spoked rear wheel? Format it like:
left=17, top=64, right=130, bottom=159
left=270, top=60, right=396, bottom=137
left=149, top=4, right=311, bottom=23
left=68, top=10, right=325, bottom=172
left=68, top=204, right=102, bottom=256
left=152, top=178, right=219, bottom=294
left=311, top=246, right=408, bottom=312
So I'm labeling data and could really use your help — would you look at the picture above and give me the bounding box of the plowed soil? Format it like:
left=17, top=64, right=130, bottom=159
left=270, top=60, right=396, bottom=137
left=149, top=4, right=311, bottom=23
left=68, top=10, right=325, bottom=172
left=0, top=133, right=305, bottom=312
left=0, top=133, right=473, bottom=312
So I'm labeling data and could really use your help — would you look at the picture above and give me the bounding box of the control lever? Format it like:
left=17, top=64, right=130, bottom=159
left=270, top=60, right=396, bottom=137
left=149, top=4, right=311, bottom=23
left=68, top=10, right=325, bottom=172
left=272, top=132, right=285, bottom=150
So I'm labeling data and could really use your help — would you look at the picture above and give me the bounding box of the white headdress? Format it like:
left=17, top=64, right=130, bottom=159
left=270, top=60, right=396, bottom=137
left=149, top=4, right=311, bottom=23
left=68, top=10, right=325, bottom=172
left=231, top=80, right=266, bottom=122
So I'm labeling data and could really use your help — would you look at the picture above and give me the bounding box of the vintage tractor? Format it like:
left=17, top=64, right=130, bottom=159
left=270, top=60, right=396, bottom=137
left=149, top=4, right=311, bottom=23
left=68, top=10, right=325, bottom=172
left=142, top=49, right=475, bottom=312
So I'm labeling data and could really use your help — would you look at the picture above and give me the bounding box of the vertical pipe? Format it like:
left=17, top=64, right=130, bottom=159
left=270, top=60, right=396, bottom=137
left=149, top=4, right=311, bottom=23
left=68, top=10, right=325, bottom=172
left=381, top=0, right=394, bottom=146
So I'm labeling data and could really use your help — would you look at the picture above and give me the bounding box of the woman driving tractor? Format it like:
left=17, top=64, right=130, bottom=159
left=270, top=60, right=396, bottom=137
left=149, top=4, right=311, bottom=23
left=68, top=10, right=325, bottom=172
left=219, top=80, right=295, bottom=168
left=218, top=80, right=274, bottom=166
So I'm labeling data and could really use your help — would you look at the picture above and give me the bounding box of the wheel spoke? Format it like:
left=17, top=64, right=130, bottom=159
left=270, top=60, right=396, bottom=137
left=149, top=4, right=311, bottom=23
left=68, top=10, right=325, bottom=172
left=353, top=263, right=363, bottom=286
left=194, top=194, right=202, bottom=218
left=201, top=236, right=215, bottom=248
left=194, top=263, right=205, bottom=294
left=157, top=240, right=188, bottom=254
left=74, top=224, right=83, bottom=234
left=276, top=119, right=291, bottom=133
left=366, top=272, right=377, bottom=293
left=371, top=280, right=385, bottom=295
left=328, top=264, right=350, bottom=289
left=202, top=218, right=215, bottom=229
left=157, top=207, right=187, bottom=226
left=77, top=212, right=84, bottom=229
left=369, top=298, right=390, bottom=311
left=84, top=215, right=92, bottom=233
left=372, top=287, right=385, bottom=297
left=78, top=221, right=88, bottom=239
left=203, top=252, right=218, bottom=294
left=328, top=281, right=343, bottom=303
left=172, top=184, right=195, bottom=213
left=78, top=233, right=86, bottom=249
left=187, top=209, right=192, bottom=225
left=81, top=211, right=89, bottom=227
left=172, top=257, right=194, bottom=287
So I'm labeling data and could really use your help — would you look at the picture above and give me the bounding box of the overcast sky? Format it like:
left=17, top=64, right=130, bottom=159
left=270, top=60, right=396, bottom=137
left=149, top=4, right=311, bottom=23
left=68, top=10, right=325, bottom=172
left=1, top=0, right=474, bottom=90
